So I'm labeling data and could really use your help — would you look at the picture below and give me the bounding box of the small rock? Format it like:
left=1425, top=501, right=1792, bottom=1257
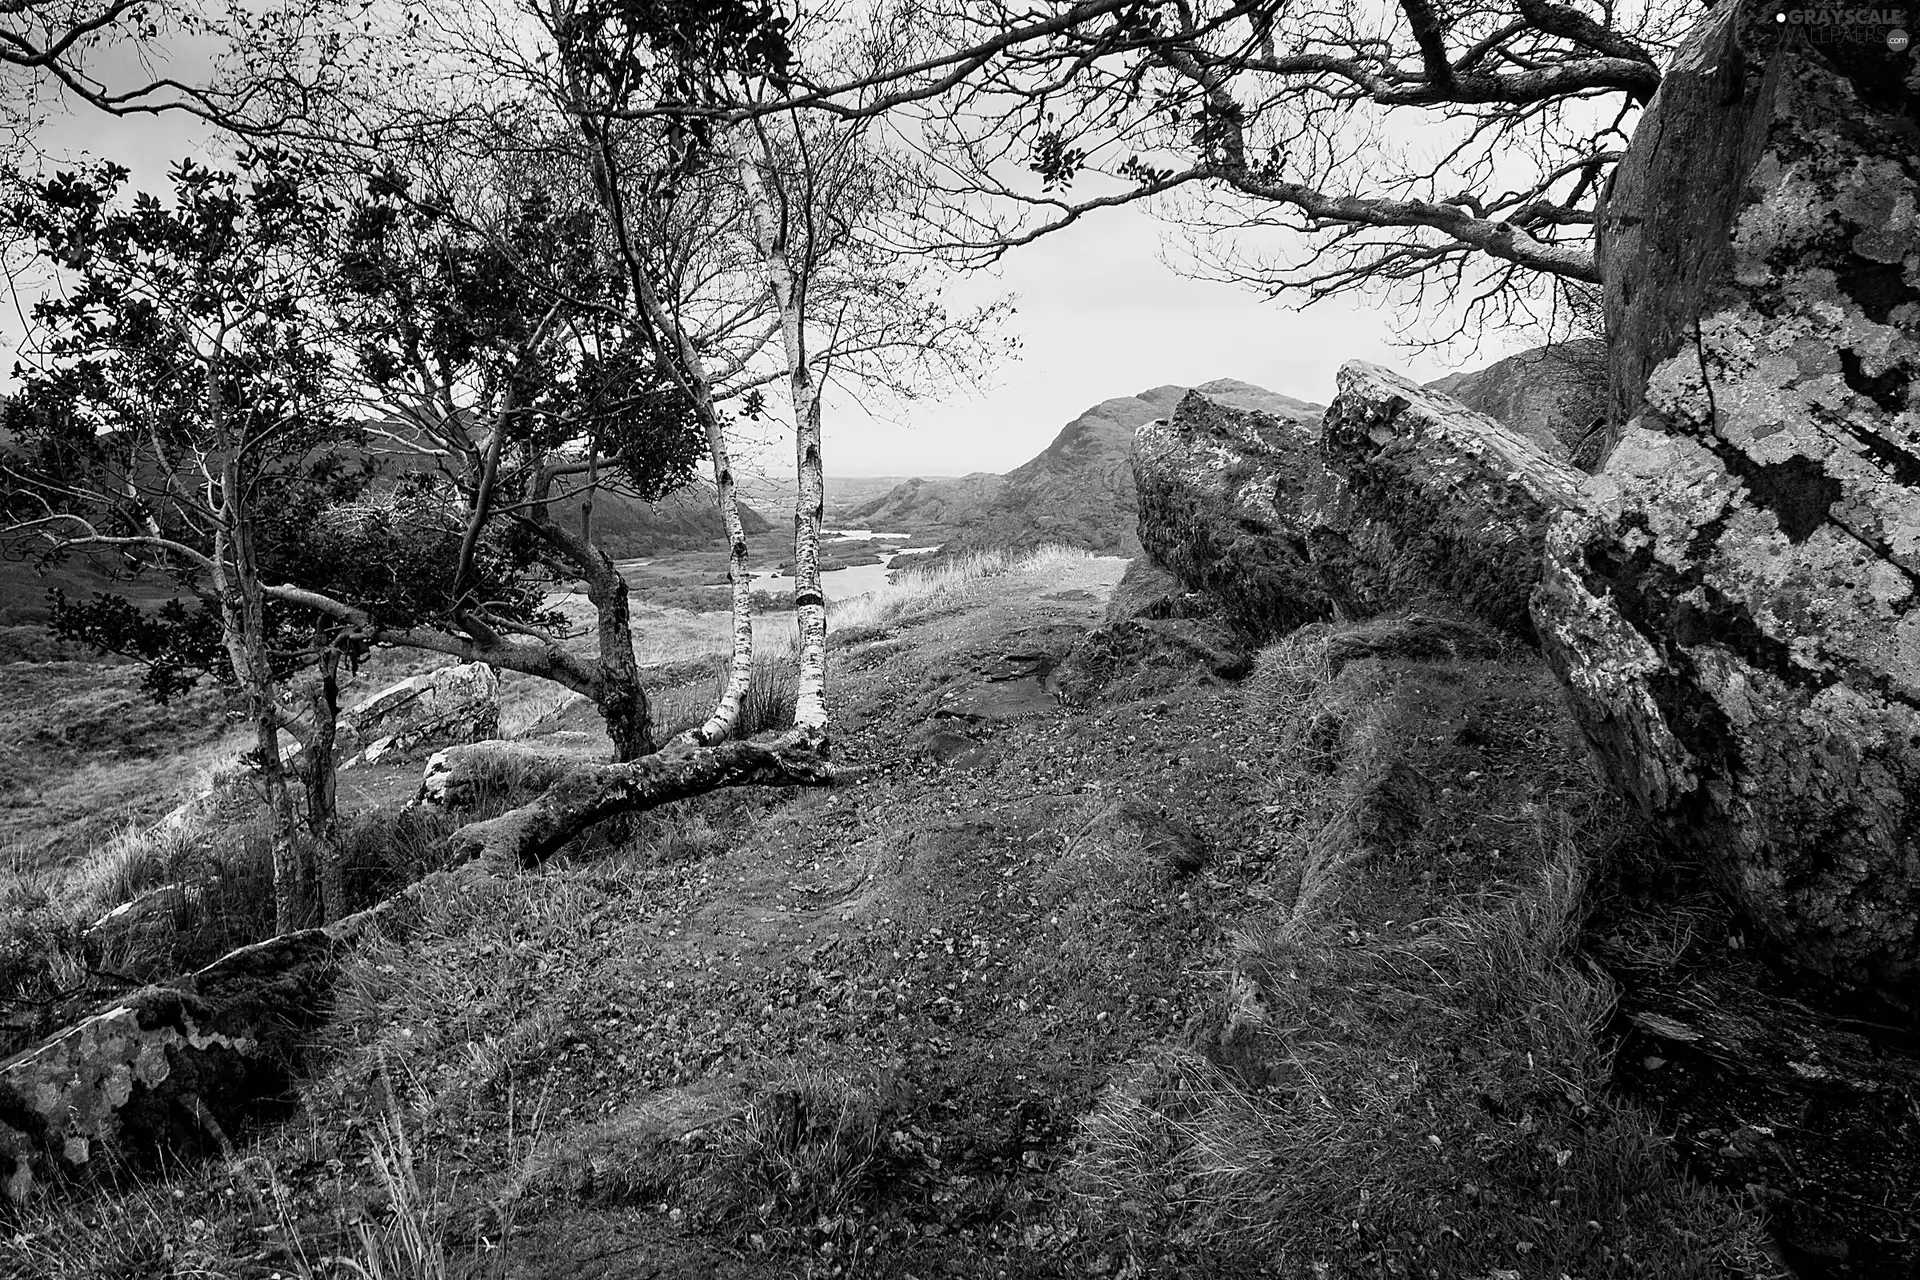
left=904, top=722, right=985, bottom=767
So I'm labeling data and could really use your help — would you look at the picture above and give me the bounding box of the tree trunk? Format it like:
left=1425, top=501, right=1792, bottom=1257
left=736, top=143, right=829, bottom=750
left=665, top=318, right=754, bottom=748
left=516, top=468, right=656, bottom=763
left=213, top=461, right=308, bottom=934
left=303, top=647, right=344, bottom=922
left=583, top=544, right=653, bottom=762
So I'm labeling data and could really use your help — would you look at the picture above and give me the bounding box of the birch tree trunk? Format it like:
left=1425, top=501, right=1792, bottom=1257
left=736, top=144, right=829, bottom=751
left=630, top=269, right=754, bottom=749
left=566, top=102, right=755, bottom=749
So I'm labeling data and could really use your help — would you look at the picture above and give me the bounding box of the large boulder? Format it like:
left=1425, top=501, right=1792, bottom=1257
left=339, top=661, right=501, bottom=767
left=1531, top=3, right=1920, bottom=1005
left=1134, top=367, right=1581, bottom=642
left=1134, top=389, right=1350, bottom=636
left=1320, top=363, right=1585, bottom=642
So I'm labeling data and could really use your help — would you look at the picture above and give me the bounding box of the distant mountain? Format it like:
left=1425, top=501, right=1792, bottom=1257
left=732, top=472, right=970, bottom=529
left=863, top=378, right=1321, bottom=559
left=1424, top=339, right=1607, bottom=467
left=840, top=472, right=1007, bottom=533
left=541, top=479, right=774, bottom=559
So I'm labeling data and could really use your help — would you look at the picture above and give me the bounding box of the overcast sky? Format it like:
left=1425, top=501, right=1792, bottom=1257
left=819, top=210, right=1482, bottom=477
left=22, top=62, right=1515, bottom=482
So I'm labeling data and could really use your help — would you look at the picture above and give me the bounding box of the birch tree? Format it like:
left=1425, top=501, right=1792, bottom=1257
left=305, top=0, right=1007, bottom=865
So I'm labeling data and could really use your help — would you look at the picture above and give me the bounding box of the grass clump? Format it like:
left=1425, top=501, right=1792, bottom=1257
left=700, top=1070, right=894, bottom=1248
left=1060, top=612, right=1781, bottom=1278
left=651, top=630, right=801, bottom=742
left=1068, top=848, right=1780, bottom=1278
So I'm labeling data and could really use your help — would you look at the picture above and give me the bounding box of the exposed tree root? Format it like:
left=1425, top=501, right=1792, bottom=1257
left=423, top=732, right=857, bottom=871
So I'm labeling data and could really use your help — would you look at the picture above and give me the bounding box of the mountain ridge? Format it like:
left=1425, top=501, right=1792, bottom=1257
left=847, top=378, right=1322, bottom=556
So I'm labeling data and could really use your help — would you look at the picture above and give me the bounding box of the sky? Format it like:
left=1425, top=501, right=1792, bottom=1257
left=817, top=209, right=1480, bottom=477
left=15, top=36, right=1522, bottom=483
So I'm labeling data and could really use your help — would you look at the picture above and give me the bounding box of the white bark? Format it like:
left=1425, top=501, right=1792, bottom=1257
left=735, top=141, right=829, bottom=749
left=603, top=188, right=755, bottom=750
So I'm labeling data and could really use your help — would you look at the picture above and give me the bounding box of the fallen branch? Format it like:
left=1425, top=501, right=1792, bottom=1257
left=423, top=733, right=866, bottom=871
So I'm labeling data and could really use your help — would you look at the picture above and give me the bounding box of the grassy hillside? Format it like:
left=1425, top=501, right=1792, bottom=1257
left=540, top=479, right=775, bottom=559
left=838, top=471, right=1007, bottom=534
left=0, top=551, right=195, bottom=626
left=0, top=550, right=1789, bottom=1280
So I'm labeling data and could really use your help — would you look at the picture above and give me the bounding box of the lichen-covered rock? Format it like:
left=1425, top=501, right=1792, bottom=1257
left=0, top=988, right=256, bottom=1199
left=339, top=661, right=501, bottom=767
left=1134, top=389, right=1351, bottom=636
left=1321, top=363, right=1585, bottom=643
left=0, top=899, right=421, bottom=1198
left=1533, top=2, right=1920, bottom=1005
left=1133, top=367, right=1581, bottom=642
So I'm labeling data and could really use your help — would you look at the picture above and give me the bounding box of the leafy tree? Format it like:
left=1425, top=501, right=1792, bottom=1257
left=1, top=150, right=350, bottom=928
left=0, top=151, right=558, bottom=925
left=325, top=167, right=711, bottom=760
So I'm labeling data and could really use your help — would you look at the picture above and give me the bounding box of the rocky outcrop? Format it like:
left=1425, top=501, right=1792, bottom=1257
left=339, top=661, right=501, bottom=767
left=1133, top=390, right=1348, bottom=635
left=1135, top=366, right=1582, bottom=642
left=1531, top=3, right=1920, bottom=1005
left=0, top=904, right=417, bottom=1198
left=1322, top=364, right=1585, bottom=641
left=894, top=379, right=1321, bottom=561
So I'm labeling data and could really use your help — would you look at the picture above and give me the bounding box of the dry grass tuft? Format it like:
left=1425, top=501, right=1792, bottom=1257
left=1067, top=841, right=1779, bottom=1276
left=692, top=1068, right=895, bottom=1254
left=827, top=543, right=1093, bottom=641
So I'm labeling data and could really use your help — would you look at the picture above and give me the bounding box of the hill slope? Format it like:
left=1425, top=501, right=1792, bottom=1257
left=539, top=478, right=774, bottom=559
left=838, top=471, right=1008, bottom=532
left=856, top=378, right=1320, bottom=557
left=0, top=549, right=1790, bottom=1278
left=1424, top=338, right=1606, bottom=465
